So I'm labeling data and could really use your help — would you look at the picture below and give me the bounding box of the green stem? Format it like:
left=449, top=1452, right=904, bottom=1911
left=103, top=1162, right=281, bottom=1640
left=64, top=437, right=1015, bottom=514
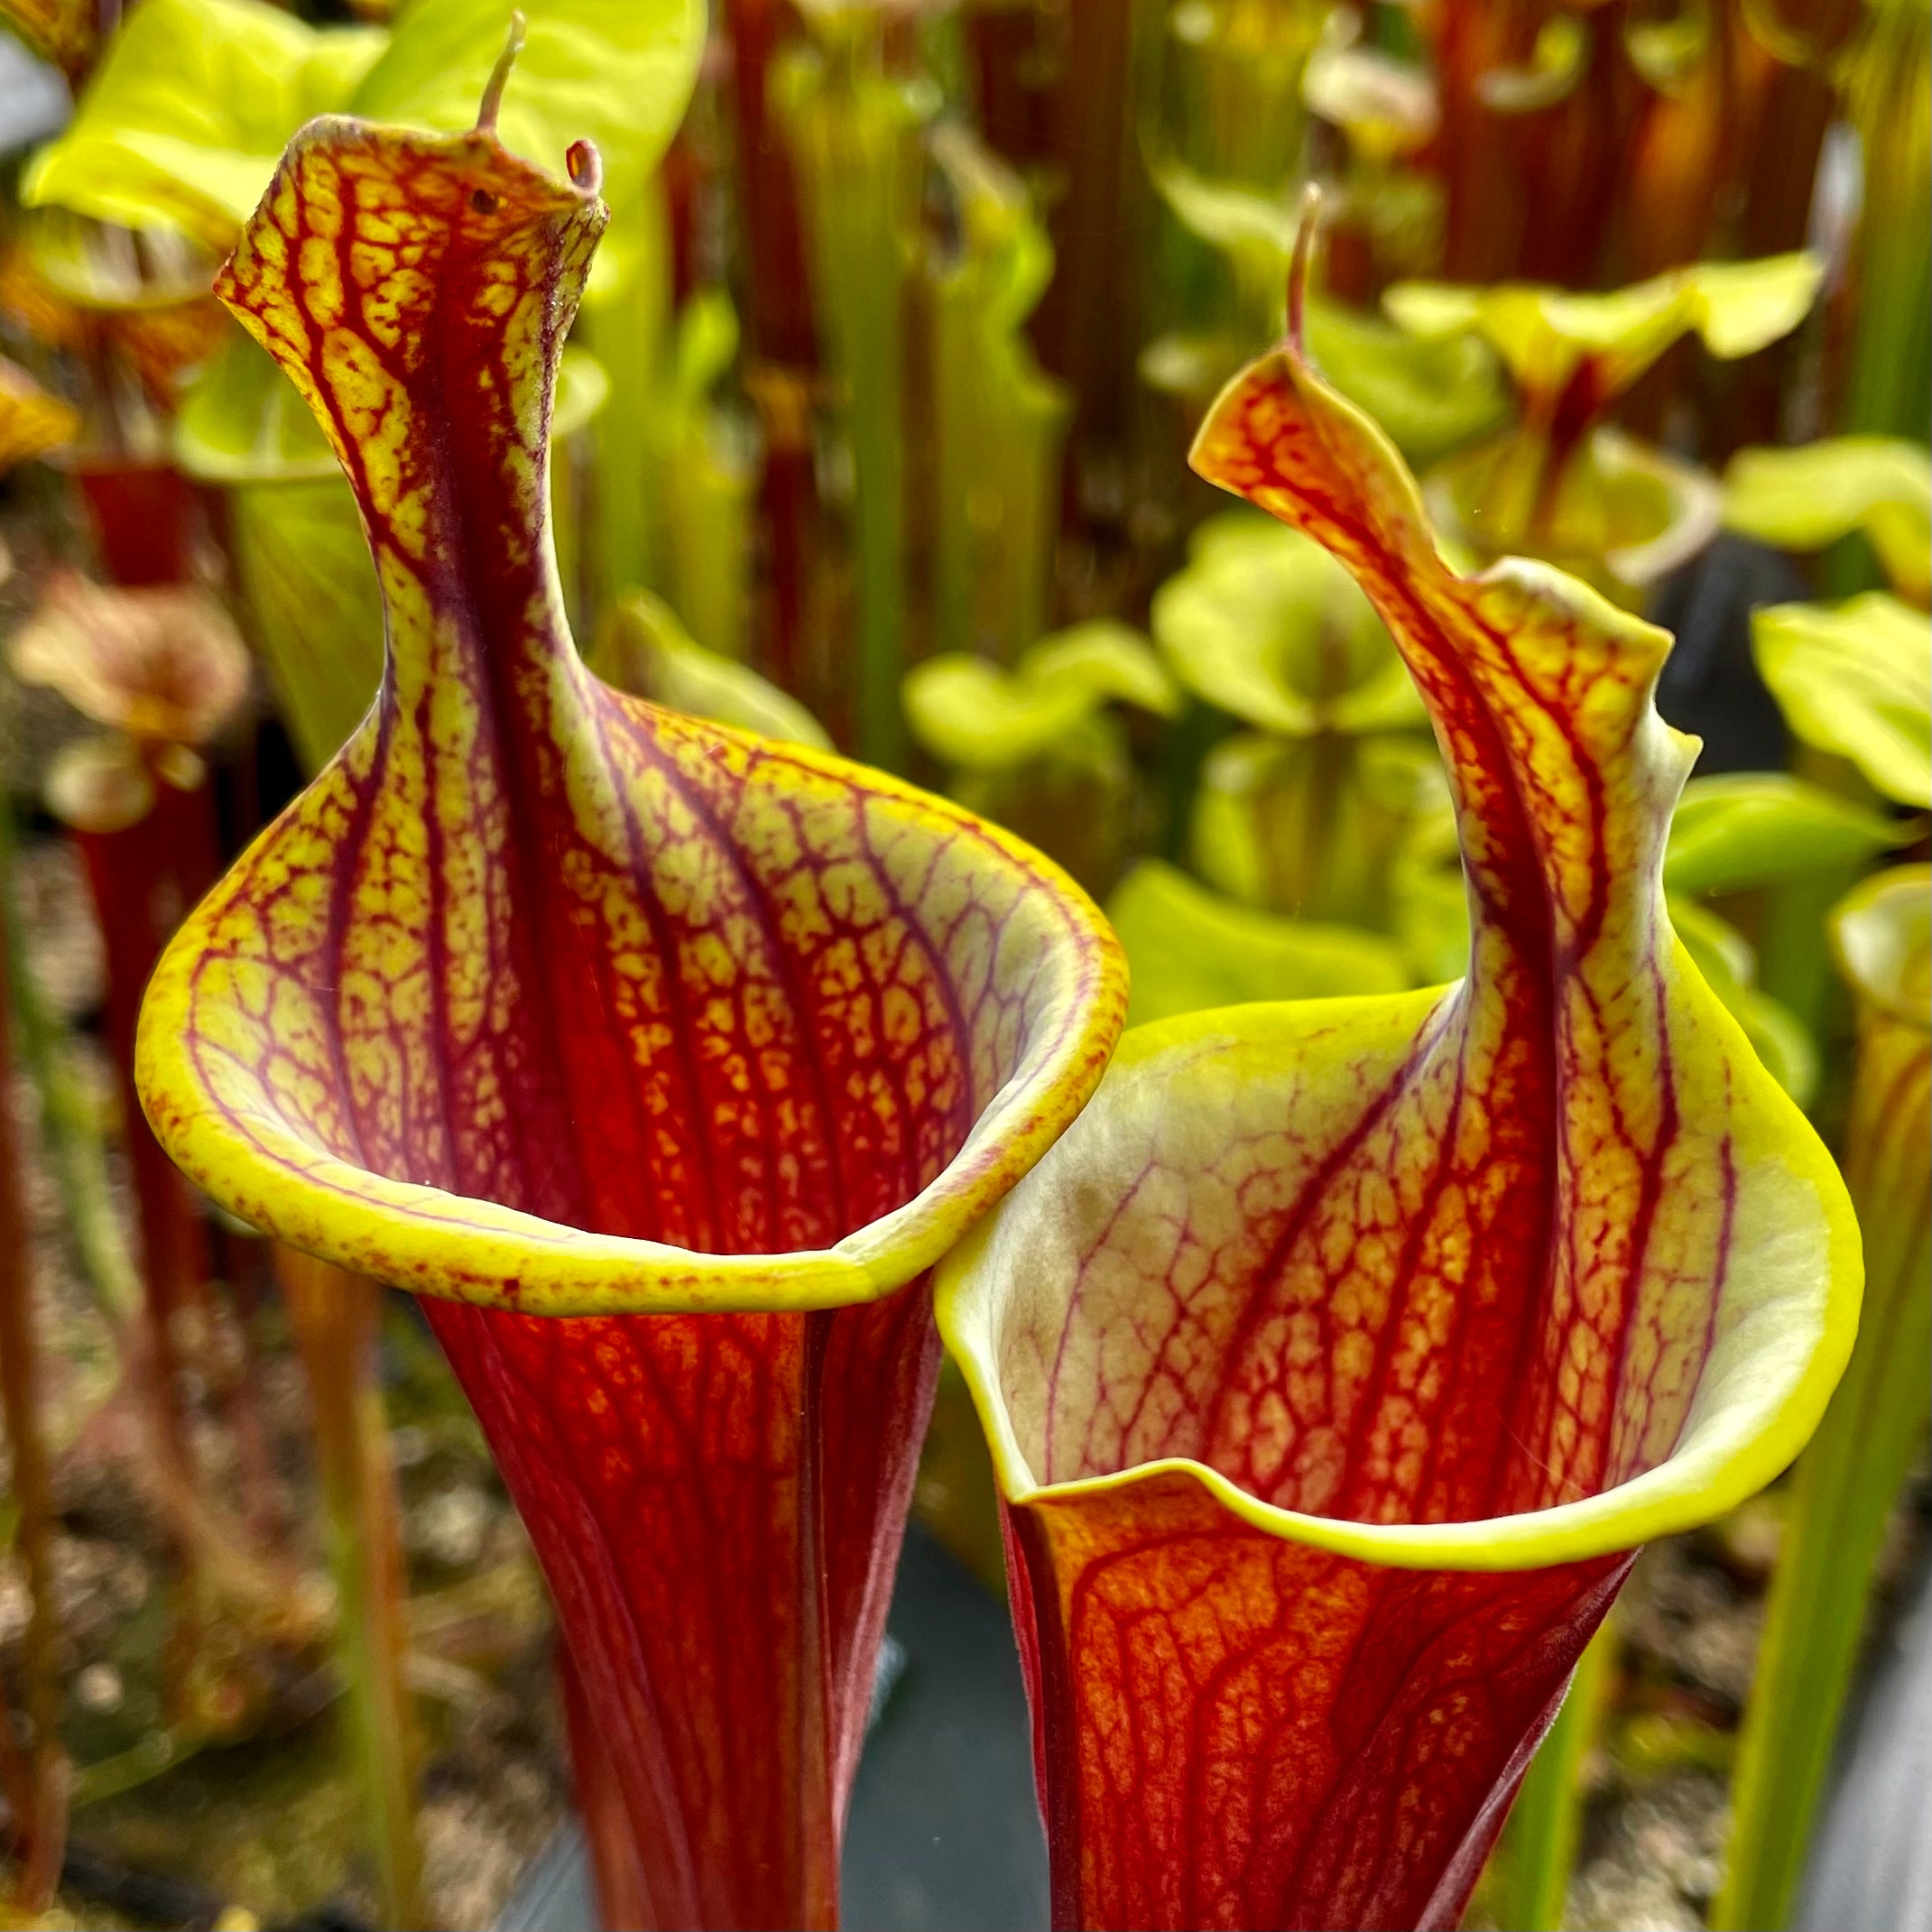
left=578, top=180, right=672, bottom=612
left=278, top=1249, right=424, bottom=1929
left=1713, top=874, right=1932, bottom=1931
left=1301, top=730, right=1351, bottom=925
left=664, top=430, right=757, bottom=666
left=1713, top=1220, right=1930, bottom=1927
left=780, top=21, right=927, bottom=771
left=930, top=131, right=1068, bottom=665
left=1159, top=0, right=1322, bottom=191
left=662, top=297, right=759, bottom=665
left=1757, top=866, right=1849, bottom=1045
left=1160, top=698, right=1223, bottom=864
left=1494, top=1622, right=1615, bottom=1931
left=1839, top=0, right=1931, bottom=443
left=69, top=1727, right=204, bottom=1808
left=1758, top=750, right=1871, bottom=1041
left=1247, top=733, right=1362, bottom=924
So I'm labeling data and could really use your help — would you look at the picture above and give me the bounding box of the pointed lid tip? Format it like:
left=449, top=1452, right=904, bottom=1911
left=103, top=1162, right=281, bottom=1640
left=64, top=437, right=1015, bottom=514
left=1287, top=183, right=1322, bottom=356
left=476, top=11, right=527, bottom=134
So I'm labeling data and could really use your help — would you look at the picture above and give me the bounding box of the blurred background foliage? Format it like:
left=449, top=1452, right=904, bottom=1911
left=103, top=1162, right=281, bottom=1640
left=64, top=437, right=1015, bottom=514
left=0, top=0, right=1921, bottom=1925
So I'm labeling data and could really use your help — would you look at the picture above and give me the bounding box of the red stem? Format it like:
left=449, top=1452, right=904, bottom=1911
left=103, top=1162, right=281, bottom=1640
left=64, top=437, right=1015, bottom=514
left=724, top=0, right=823, bottom=699
left=69, top=459, right=204, bottom=588
left=0, top=875, right=70, bottom=1911
left=1033, top=0, right=1141, bottom=527
left=72, top=781, right=217, bottom=1349
left=70, top=780, right=222, bottom=1724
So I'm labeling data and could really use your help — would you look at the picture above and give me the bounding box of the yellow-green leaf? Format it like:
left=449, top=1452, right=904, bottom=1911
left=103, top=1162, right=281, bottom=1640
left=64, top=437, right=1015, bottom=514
left=175, top=325, right=341, bottom=483
left=1107, top=859, right=1409, bottom=1026
left=1301, top=35, right=1437, bottom=162
left=1476, top=10, right=1588, bottom=112
left=351, top=0, right=704, bottom=213
left=1152, top=512, right=1424, bottom=736
left=22, top=0, right=386, bottom=245
left=1724, top=438, right=1932, bottom=606
left=1190, top=731, right=1444, bottom=931
left=1386, top=254, right=1823, bottom=407
left=903, top=622, right=1178, bottom=773
left=655, top=289, right=758, bottom=662
left=1151, top=159, right=1299, bottom=267
left=1664, top=773, right=1910, bottom=898
left=226, top=476, right=383, bottom=772
left=586, top=590, right=830, bottom=750
left=1427, top=423, right=1723, bottom=600
left=1669, top=894, right=1818, bottom=1106
left=1302, top=295, right=1509, bottom=467
left=23, top=0, right=703, bottom=254
left=929, top=124, right=1068, bottom=663
left=1753, top=594, right=1932, bottom=809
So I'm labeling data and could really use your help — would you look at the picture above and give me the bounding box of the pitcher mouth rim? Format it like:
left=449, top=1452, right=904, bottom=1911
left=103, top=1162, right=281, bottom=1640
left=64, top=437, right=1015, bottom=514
left=136, top=725, right=1132, bottom=1319
left=935, top=990, right=1863, bottom=1575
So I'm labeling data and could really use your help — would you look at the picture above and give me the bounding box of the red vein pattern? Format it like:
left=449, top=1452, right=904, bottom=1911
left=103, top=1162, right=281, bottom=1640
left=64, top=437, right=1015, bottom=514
left=938, top=328, right=1856, bottom=1929
left=135, top=115, right=1124, bottom=1930
left=1007, top=1484, right=1628, bottom=1931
